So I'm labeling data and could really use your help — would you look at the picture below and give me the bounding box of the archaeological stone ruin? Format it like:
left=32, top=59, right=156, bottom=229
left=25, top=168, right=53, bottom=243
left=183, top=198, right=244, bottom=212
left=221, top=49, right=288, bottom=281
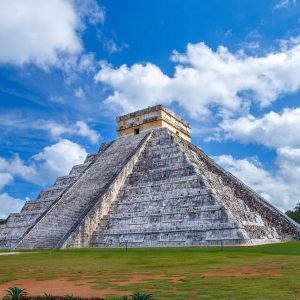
left=0, top=105, right=300, bottom=249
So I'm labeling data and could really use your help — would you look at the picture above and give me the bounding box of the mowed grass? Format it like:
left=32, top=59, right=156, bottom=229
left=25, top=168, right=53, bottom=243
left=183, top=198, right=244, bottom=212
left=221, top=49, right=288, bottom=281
left=1, top=242, right=300, bottom=299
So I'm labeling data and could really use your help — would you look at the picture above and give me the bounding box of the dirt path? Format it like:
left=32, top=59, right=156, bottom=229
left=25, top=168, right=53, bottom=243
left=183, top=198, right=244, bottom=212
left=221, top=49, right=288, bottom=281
left=0, top=252, right=23, bottom=256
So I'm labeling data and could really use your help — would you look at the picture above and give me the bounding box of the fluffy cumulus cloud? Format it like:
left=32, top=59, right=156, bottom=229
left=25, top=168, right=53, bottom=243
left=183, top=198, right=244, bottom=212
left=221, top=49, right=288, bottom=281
left=0, top=155, right=36, bottom=218
left=0, top=139, right=87, bottom=188
left=0, top=139, right=87, bottom=218
left=0, top=155, right=36, bottom=181
left=221, top=108, right=300, bottom=149
left=37, top=120, right=100, bottom=144
left=0, top=0, right=103, bottom=67
left=215, top=153, right=300, bottom=211
left=95, top=62, right=172, bottom=113
left=218, top=107, right=300, bottom=210
left=33, top=139, right=87, bottom=184
left=0, top=193, right=25, bottom=219
left=95, top=41, right=300, bottom=118
left=0, top=173, right=13, bottom=190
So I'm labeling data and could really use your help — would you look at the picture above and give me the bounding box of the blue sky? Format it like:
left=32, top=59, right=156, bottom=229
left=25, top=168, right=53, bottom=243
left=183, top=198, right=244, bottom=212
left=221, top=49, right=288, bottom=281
left=1, top=0, right=300, bottom=217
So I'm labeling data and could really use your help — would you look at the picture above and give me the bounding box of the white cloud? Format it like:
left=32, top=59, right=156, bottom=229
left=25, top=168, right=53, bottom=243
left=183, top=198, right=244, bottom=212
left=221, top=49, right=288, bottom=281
left=103, top=39, right=128, bottom=55
left=33, top=139, right=87, bottom=184
left=0, top=193, right=25, bottom=219
left=221, top=108, right=300, bottom=149
left=73, top=121, right=99, bottom=144
left=37, top=120, right=100, bottom=144
left=0, top=139, right=87, bottom=218
left=0, top=139, right=87, bottom=188
left=95, top=40, right=300, bottom=119
left=0, top=173, right=13, bottom=190
left=215, top=153, right=300, bottom=211
left=0, top=0, right=104, bottom=68
left=0, top=0, right=81, bottom=67
left=0, top=155, right=36, bottom=180
left=0, top=131, right=97, bottom=217
left=274, top=0, right=296, bottom=10
left=95, top=62, right=173, bottom=114
left=73, top=0, right=105, bottom=26
left=274, top=0, right=290, bottom=9
left=77, top=53, right=96, bottom=73
left=276, top=147, right=300, bottom=185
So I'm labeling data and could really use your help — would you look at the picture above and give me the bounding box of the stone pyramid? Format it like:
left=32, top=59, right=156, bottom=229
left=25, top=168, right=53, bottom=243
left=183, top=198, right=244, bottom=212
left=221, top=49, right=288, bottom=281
left=0, top=105, right=299, bottom=249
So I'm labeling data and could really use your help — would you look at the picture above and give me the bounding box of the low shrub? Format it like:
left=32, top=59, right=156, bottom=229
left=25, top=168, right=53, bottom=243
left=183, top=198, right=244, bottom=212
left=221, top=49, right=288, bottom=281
left=3, top=287, right=27, bottom=300
left=131, top=293, right=153, bottom=300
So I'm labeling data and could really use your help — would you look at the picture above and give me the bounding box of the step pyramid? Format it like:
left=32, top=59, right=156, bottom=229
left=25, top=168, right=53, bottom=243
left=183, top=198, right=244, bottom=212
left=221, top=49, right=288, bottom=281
left=0, top=106, right=299, bottom=249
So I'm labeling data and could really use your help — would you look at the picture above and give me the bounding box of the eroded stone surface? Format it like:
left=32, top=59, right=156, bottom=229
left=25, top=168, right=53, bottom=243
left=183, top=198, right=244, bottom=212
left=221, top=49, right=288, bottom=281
left=91, top=129, right=300, bottom=247
left=0, top=127, right=299, bottom=249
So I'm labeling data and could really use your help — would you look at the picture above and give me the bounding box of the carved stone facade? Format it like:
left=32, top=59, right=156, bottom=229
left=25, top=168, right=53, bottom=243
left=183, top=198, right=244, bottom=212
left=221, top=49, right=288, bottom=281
left=117, top=105, right=191, bottom=142
left=0, top=107, right=299, bottom=249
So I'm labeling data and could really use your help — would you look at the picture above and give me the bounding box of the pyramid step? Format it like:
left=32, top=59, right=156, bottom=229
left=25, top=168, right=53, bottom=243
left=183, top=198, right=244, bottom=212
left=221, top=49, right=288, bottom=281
left=121, top=179, right=204, bottom=195
left=69, top=162, right=91, bottom=176
left=121, top=186, right=212, bottom=200
left=17, top=132, right=151, bottom=249
left=5, top=213, right=41, bottom=227
left=21, top=200, right=53, bottom=214
left=54, top=174, right=79, bottom=188
left=125, top=168, right=196, bottom=187
left=125, top=174, right=200, bottom=188
left=113, top=195, right=217, bottom=213
left=100, top=215, right=230, bottom=231
left=95, top=222, right=237, bottom=235
left=104, top=205, right=225, bottom=219
left=84, top=153, right=99, bottom=163
left=37, top=187, right=65, bottom=201
left=91, top=225, right=242, bottom=247
left=134, top=156, right=187, bottom=170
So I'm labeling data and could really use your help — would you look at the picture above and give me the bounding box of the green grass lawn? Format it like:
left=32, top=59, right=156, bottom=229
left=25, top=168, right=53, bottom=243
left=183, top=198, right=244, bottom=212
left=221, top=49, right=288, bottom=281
left=1, top=242, right=300, bottom=299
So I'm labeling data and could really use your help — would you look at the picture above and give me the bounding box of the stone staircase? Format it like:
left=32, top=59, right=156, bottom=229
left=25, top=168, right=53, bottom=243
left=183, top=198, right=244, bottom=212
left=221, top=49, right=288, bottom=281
left=91, top=128, right=242, bottom=247
left=0, top=150, right=101, bottom=249
left=16, top=132, right=150, bottom=249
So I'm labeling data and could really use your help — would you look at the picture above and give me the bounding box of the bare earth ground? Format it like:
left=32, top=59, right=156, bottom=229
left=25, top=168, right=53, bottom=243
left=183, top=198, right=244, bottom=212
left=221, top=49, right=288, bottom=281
left=0, top=274, right=185, bottom=298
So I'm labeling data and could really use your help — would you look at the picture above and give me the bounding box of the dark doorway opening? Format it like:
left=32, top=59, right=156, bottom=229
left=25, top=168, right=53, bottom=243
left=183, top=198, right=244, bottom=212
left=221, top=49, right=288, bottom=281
left=134, top=128, right=140, bottom=135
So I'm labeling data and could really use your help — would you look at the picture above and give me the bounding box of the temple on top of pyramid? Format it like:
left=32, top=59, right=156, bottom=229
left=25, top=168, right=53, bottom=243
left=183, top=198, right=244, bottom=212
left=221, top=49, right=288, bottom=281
left=1, top=105, right=300, bottom=250
left=117, top=105, right=191, bottom=142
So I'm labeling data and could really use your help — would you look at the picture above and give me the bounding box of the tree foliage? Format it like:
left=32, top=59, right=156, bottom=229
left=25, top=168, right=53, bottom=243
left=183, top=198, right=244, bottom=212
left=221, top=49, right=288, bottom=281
left=0, top=218, right=6, bottom=225
left=286, top=203, right=300, bottom=224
